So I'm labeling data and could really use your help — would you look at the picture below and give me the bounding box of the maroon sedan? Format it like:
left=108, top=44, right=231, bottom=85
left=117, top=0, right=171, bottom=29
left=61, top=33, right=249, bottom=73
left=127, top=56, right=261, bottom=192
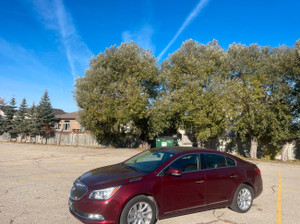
left=69, top=147, right=262, bottom=224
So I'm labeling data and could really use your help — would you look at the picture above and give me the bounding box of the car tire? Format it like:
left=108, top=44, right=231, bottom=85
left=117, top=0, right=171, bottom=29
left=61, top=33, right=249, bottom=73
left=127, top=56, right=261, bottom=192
left=230, top=184, right=254, bottom=213
left=120, top=195, right=156, bottom=224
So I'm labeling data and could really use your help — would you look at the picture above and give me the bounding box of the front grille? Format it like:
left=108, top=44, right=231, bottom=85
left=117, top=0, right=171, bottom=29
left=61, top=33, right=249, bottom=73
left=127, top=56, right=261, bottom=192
left=70, top=180, right=88, bottom=200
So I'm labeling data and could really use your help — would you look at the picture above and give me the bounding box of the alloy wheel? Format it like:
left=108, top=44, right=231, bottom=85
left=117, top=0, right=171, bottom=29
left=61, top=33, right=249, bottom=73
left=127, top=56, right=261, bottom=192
left=127, top=202, right=153, bottom=224
left=237, top=188, right=252, bottom=210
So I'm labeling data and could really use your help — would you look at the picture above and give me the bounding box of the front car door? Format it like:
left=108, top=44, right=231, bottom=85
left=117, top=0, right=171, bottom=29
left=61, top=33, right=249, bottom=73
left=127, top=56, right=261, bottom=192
left=159, top=154, right=206, bottom=215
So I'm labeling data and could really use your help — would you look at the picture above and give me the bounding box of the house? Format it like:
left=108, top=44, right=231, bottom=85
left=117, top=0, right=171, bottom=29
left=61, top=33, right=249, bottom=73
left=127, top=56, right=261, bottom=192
left=55, top=111, right=85, bottom=133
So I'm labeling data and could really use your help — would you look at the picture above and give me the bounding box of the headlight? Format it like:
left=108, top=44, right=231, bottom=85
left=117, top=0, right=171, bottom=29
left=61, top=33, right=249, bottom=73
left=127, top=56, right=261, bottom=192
left=89, top=186, right=121, bottom=200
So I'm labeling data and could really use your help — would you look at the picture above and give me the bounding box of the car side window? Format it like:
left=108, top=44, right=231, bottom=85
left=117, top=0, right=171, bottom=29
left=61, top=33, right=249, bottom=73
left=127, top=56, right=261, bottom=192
left=204, top=153, right=227, bottom=169
left=139, top=152, right=168, bottom=162
left=168, top=154, right=200, bottom=172
left=226, top=157, right=236, bottom=167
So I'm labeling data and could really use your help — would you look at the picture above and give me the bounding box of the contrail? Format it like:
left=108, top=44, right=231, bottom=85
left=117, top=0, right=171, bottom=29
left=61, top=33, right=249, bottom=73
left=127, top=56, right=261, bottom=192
left=32, top=0, right=93, bottom=80
left=158, top=0, right=211, bottom=60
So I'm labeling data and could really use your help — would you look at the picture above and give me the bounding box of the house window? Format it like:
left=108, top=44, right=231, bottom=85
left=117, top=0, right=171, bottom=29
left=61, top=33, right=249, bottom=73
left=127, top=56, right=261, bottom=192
left=63, top=120, right=70, bottom=131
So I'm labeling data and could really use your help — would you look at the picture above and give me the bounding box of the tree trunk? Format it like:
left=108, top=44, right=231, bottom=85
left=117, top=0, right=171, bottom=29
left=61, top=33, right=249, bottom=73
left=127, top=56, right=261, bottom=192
left=250, top=136, right=258, bottom=159
left=58, top=132, right=61, bottom=145
left=281, top=141, right=289, bottom=162
left=139, top=141, right=151, bottom=149
left=198, top=139, right=204, bottom=148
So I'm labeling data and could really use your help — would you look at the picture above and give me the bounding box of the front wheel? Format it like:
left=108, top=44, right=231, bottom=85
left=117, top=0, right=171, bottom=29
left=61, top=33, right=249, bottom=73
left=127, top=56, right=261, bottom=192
left=230, top=184, right=254, bottom=213
left=120, top=195, right=156, bottom=224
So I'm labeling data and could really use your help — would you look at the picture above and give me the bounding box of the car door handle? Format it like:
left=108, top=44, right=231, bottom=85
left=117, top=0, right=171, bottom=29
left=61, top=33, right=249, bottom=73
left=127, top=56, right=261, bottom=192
left=230, top=175, right=238, bottom=178
left=195, top=180, right=205, bottom=184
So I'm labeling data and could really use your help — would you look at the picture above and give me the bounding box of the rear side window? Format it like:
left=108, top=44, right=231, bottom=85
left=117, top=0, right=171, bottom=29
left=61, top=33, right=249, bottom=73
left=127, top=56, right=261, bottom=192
left=226, top=157, right=236, bottom=167
left=204, top=154, right=227, bottom=169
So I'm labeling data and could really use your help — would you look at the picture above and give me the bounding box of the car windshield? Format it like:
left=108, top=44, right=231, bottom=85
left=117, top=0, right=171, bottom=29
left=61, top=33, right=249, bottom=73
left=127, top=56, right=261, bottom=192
left=122, top=150, right=175, bottom=173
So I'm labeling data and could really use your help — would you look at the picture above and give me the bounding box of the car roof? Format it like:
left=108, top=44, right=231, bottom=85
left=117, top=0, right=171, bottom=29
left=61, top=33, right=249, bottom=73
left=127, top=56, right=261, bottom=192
left=152, top=147, right=230, bottom=156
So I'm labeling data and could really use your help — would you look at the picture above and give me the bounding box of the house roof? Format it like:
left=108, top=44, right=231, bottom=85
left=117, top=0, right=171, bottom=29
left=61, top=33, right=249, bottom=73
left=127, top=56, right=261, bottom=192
left=56, top=111, right=79, bottom=120
left=53, top=108, right=66, bottom=116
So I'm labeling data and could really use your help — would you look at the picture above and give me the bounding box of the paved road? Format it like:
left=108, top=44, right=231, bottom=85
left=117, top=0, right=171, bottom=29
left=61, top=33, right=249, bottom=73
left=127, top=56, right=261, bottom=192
left=0, top=142, right=299, bottom=224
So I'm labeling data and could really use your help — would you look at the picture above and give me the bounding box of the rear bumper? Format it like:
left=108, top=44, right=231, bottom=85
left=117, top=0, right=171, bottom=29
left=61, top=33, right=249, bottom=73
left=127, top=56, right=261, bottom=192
left=254, top=176, right=263, bottom=198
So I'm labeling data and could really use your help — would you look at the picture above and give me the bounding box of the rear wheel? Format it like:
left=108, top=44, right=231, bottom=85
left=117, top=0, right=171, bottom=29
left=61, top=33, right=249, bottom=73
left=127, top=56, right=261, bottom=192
left=120, top=195, right=156, bottom=224
left=230, top=184, right=254, bottom=213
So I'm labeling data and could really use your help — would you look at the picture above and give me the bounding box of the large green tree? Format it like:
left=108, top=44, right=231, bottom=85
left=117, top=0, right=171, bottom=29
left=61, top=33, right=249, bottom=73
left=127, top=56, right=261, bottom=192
left=294, top=40, right=300, bottom=119
left=155, top=39, right=230, bottom=146
left=263, top=42, right=300, bottom=161
left=227, top=43, right=271, bottom=159
left=74, top=42, right=159, bottom=146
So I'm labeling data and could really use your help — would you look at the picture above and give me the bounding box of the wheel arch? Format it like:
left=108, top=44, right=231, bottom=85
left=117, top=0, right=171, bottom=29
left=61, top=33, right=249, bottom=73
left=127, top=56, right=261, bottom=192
left=242, top=182, right=254, bottom=191
left=146, top=194, right=159, bottom=220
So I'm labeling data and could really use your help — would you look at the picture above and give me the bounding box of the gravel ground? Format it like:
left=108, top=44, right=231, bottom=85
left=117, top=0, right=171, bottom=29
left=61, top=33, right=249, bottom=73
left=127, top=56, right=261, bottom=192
left=0, top=142, right=299, bottom=224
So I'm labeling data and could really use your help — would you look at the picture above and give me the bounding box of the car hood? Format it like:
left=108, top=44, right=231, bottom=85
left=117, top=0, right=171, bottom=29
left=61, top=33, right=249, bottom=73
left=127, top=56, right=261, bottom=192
left=78, top=163, right=144, bottom=187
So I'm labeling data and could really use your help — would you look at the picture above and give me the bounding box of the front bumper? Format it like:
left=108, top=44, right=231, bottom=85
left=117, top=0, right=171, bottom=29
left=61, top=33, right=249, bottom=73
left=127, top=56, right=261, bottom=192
left=69, top=200, right=106, bottom=222
left=68, top=197, right=121, bottom=224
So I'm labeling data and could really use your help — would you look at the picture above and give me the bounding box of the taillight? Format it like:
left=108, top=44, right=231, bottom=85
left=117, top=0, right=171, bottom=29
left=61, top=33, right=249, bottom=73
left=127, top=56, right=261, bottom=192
left=255, top=168, right=261, bottom=176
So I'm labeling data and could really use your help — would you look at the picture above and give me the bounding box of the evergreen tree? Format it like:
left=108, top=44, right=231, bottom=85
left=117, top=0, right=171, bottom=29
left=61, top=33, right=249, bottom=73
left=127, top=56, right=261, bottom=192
left=15, top=98, right=30, bottom=141
left=0, top=97, right=5, bottom=133
left=3, top=97, right=17, bottom=136
left=28, top=103, right=41, bottom=137
left=37, top=90, right=56, bottom=137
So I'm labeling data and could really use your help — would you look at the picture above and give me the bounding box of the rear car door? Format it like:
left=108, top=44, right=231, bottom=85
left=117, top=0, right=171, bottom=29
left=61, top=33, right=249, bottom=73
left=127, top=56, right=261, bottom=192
left=159, top=154, right=205, bottom=214
left=203, top=153, right=239, bottom=205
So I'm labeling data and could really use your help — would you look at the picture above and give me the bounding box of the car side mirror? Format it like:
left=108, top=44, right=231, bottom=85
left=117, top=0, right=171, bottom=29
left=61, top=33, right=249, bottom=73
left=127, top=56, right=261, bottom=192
left=165, top=168, right=181, bottom=177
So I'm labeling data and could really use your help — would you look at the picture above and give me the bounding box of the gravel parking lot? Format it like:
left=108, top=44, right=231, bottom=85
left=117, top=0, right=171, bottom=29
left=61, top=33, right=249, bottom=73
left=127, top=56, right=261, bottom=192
left=0, top=142, right=299, bottom=224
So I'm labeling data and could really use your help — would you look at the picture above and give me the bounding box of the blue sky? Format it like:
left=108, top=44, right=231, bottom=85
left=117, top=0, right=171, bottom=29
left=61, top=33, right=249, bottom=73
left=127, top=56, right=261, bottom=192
left=0, top=0, right=299, bottom=112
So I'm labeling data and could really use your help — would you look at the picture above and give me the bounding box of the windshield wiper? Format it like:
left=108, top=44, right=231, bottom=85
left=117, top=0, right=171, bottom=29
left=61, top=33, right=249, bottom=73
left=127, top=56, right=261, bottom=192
left=121, top=163, right=143, bottom=173
left=128, top=165, right=142, bottom=172
left=120, top=162, right=130, bottom=168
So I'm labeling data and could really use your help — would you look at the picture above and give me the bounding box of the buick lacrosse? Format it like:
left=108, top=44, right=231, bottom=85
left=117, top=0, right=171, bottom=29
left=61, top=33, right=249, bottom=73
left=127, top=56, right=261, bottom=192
left=69, top=147, right=262, bottom=224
